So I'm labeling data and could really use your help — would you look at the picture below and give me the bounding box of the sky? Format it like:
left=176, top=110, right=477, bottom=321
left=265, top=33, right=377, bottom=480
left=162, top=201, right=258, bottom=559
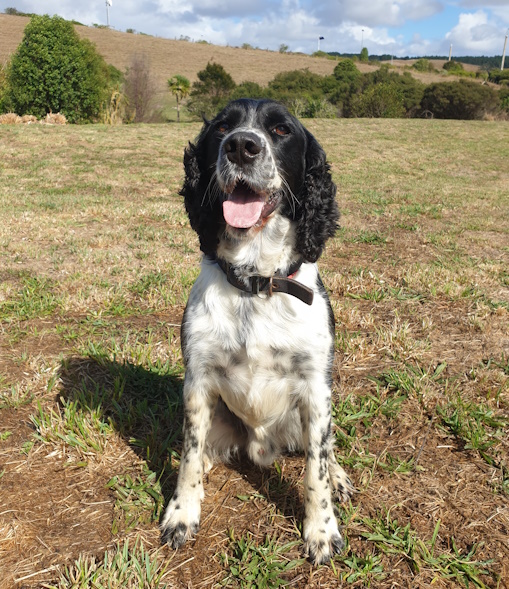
left=1, top=1, right=509, bottom=57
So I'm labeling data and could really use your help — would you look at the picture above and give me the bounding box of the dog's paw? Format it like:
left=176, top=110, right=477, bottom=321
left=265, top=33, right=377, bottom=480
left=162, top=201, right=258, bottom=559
left=160, top=497, right=201, bottom=549
left=302, top=521, right=344, bottom=566
left=329, top=462, right=355, bottom=503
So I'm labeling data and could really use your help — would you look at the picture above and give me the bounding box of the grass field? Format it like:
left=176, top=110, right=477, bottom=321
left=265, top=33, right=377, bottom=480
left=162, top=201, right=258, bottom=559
left=0, top=118, right=508, bottom=588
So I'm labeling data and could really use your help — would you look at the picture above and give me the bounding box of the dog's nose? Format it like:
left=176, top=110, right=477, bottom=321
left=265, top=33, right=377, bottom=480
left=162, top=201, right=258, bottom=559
left=224, top=132, right=263, bottom=166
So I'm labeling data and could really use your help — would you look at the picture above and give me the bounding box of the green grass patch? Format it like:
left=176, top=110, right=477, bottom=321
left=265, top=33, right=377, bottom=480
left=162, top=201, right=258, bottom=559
left=219, top=532, right=303, bottom=588
left=47, top=538, right=168, bottom=589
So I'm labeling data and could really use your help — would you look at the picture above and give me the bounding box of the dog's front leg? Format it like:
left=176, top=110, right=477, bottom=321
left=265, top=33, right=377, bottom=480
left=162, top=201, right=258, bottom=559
left=161, top=382, right=216, bottom=549
left=300, top=384, right=344, bottom=566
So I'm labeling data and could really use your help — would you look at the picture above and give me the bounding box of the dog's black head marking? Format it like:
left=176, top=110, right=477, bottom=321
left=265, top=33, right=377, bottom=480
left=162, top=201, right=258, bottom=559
left=180, top=98, right=339, bottom=263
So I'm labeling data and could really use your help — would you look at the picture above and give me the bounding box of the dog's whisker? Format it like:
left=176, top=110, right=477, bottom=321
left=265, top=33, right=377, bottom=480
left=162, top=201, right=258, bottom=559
left=281, top=177, right=300, bottom=217
left=202, top=172, right=219, bottom=207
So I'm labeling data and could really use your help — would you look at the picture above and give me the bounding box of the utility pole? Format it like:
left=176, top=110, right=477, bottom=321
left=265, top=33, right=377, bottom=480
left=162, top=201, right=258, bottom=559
left=106, top=0, right=112, bottom=28
left=448, top=44, right=452, bottom=61
left=502, top=30, right=508, bottom=71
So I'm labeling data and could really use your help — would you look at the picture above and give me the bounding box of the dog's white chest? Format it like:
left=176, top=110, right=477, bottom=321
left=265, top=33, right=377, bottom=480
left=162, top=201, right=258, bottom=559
left=184, top=264, right=332, bottom=428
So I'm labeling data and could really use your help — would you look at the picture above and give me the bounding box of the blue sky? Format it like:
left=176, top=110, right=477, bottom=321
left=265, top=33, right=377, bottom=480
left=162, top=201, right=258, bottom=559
left=1, top=1, right=508, bottom=57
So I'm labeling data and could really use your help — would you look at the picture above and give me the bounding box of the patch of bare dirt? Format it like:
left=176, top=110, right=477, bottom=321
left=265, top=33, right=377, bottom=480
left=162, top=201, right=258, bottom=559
left=0, top=434, right=115, bottom=588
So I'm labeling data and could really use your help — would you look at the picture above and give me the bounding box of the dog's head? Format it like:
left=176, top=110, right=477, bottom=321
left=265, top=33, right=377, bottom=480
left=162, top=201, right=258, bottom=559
left=181, top=98, right=339, bottom=263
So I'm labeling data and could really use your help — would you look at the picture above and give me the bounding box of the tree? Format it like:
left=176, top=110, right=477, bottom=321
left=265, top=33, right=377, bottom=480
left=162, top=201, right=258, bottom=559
left=6, top=15, right=110, bottom=122
left=124, top=53, right=157, bottom=123
left=168, top=74, right=190, bottom=122
left=360, top=47, right=369, bottom=62
left=329, top=59, right=362, bottom=115
left=188, top=62, right=236, bottom=118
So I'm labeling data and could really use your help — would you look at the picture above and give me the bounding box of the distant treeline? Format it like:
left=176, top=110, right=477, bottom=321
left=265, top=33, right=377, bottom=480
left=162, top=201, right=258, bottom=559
left=328, top=53, right=507, bottom=71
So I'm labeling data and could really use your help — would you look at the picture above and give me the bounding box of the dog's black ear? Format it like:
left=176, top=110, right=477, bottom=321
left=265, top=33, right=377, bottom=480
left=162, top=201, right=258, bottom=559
left=179, top=125, right=224, bottom=256
left=294, top=130, right=340, bottom=263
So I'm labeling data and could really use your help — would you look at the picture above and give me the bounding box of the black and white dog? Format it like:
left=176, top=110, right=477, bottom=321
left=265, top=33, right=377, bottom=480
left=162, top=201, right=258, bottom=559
left=161, top=99, right=353, bottom=565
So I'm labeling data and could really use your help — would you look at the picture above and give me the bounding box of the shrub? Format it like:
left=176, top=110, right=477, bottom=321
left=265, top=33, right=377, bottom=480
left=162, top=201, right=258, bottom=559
left=333, top=59, right=361, bottom=84
left=360, top=47, right=369, bottom=63
left=351, top=82, right=405, bottom=118
left=6, top=15, right=111, bottom=122
left=488, top=69, right=509, bottom=85
left=421, top=80, right=499, bottom=119
left=0, top=60, right=9, bottom=113
left=443, top=60, right=464, bottom=72
left=359, top=66, right=424, bottom=117
left=412, top=58, right=435, bottom=73
left=499, top=88, right=509, bottom=113
left=268, top=69, right=325, bottom=102
left=230, top=81, right=268, bottom=101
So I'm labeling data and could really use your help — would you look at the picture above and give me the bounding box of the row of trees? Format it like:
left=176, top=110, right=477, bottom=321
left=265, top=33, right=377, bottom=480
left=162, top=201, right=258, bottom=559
left=183, top=61, right=508, bottom=121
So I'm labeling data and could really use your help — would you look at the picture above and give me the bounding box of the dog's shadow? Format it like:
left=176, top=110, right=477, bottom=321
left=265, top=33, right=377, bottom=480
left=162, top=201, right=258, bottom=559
left=57, top=354, right=304, bottom=527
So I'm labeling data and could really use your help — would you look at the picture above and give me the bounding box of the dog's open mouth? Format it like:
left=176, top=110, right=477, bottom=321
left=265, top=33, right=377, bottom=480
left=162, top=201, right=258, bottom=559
left=223, top=181, right=279, bottom=229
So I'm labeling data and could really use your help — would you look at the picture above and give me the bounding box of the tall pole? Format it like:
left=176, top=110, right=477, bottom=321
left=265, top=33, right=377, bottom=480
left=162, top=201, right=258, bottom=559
left=448, top=44, right=452, bottom=61
left=361, top=29, right=364, bottom=51
left=502, top=30, right=508, bottom=71
left=106, top=0, right=110, bottom=28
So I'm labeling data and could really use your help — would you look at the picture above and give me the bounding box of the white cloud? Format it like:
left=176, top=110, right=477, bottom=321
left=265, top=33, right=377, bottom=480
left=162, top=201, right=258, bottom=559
left=445, top=10, right=506, bottom=53
left=1, top=0, right=507, bottom=56
left=312, top=0, right=443, bottom=28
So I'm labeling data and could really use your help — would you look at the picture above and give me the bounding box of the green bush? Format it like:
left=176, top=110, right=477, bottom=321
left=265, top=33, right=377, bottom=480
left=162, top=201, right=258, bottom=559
left=6, top=15, right=111, bottom=122
left=443, top=60, right=464, bottom=72
left=230, top=81, right=269, bottom=101
left=488, top=69, right=509, bottom=85
left=499, top=88, right=509, bottom=113
left=351, top=82, right=405, bottom=118
left=412, top=58, right=435, bottom=73
left=268, top=69, right=326, bottom=102
left=360, top=66, right=424, bottom=116
left=0, top=61, right=9, bottom=112
left=421, top=80, right=499, bottom=119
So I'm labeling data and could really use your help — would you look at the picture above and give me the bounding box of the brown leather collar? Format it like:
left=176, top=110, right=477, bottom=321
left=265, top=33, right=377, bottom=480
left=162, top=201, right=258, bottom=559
left=214, top=257, right=314, bottom=305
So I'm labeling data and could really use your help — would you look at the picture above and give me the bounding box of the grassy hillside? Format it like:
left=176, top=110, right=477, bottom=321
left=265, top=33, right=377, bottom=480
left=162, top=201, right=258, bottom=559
left=0, top=118, right=507, bottom=588
left=0, top=13, right=480, bottom=94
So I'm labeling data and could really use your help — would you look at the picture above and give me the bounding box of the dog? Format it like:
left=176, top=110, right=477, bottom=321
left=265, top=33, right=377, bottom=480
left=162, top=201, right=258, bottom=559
left=161, top=98, right=353, bottom=565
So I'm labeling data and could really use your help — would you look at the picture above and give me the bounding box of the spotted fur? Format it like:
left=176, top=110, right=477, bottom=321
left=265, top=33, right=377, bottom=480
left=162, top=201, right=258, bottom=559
left=161, top=99, right=354, bottom=565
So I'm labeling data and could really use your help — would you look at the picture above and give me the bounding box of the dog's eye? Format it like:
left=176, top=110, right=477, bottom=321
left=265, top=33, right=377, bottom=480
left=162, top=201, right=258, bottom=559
left=217, top=123, right=229, bottom=134
left=272, top=125, right=290, bottom=137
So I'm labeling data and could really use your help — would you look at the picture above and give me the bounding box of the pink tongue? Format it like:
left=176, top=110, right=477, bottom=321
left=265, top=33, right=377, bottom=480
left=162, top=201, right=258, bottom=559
left=223, top=195, right=265, bottom=229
